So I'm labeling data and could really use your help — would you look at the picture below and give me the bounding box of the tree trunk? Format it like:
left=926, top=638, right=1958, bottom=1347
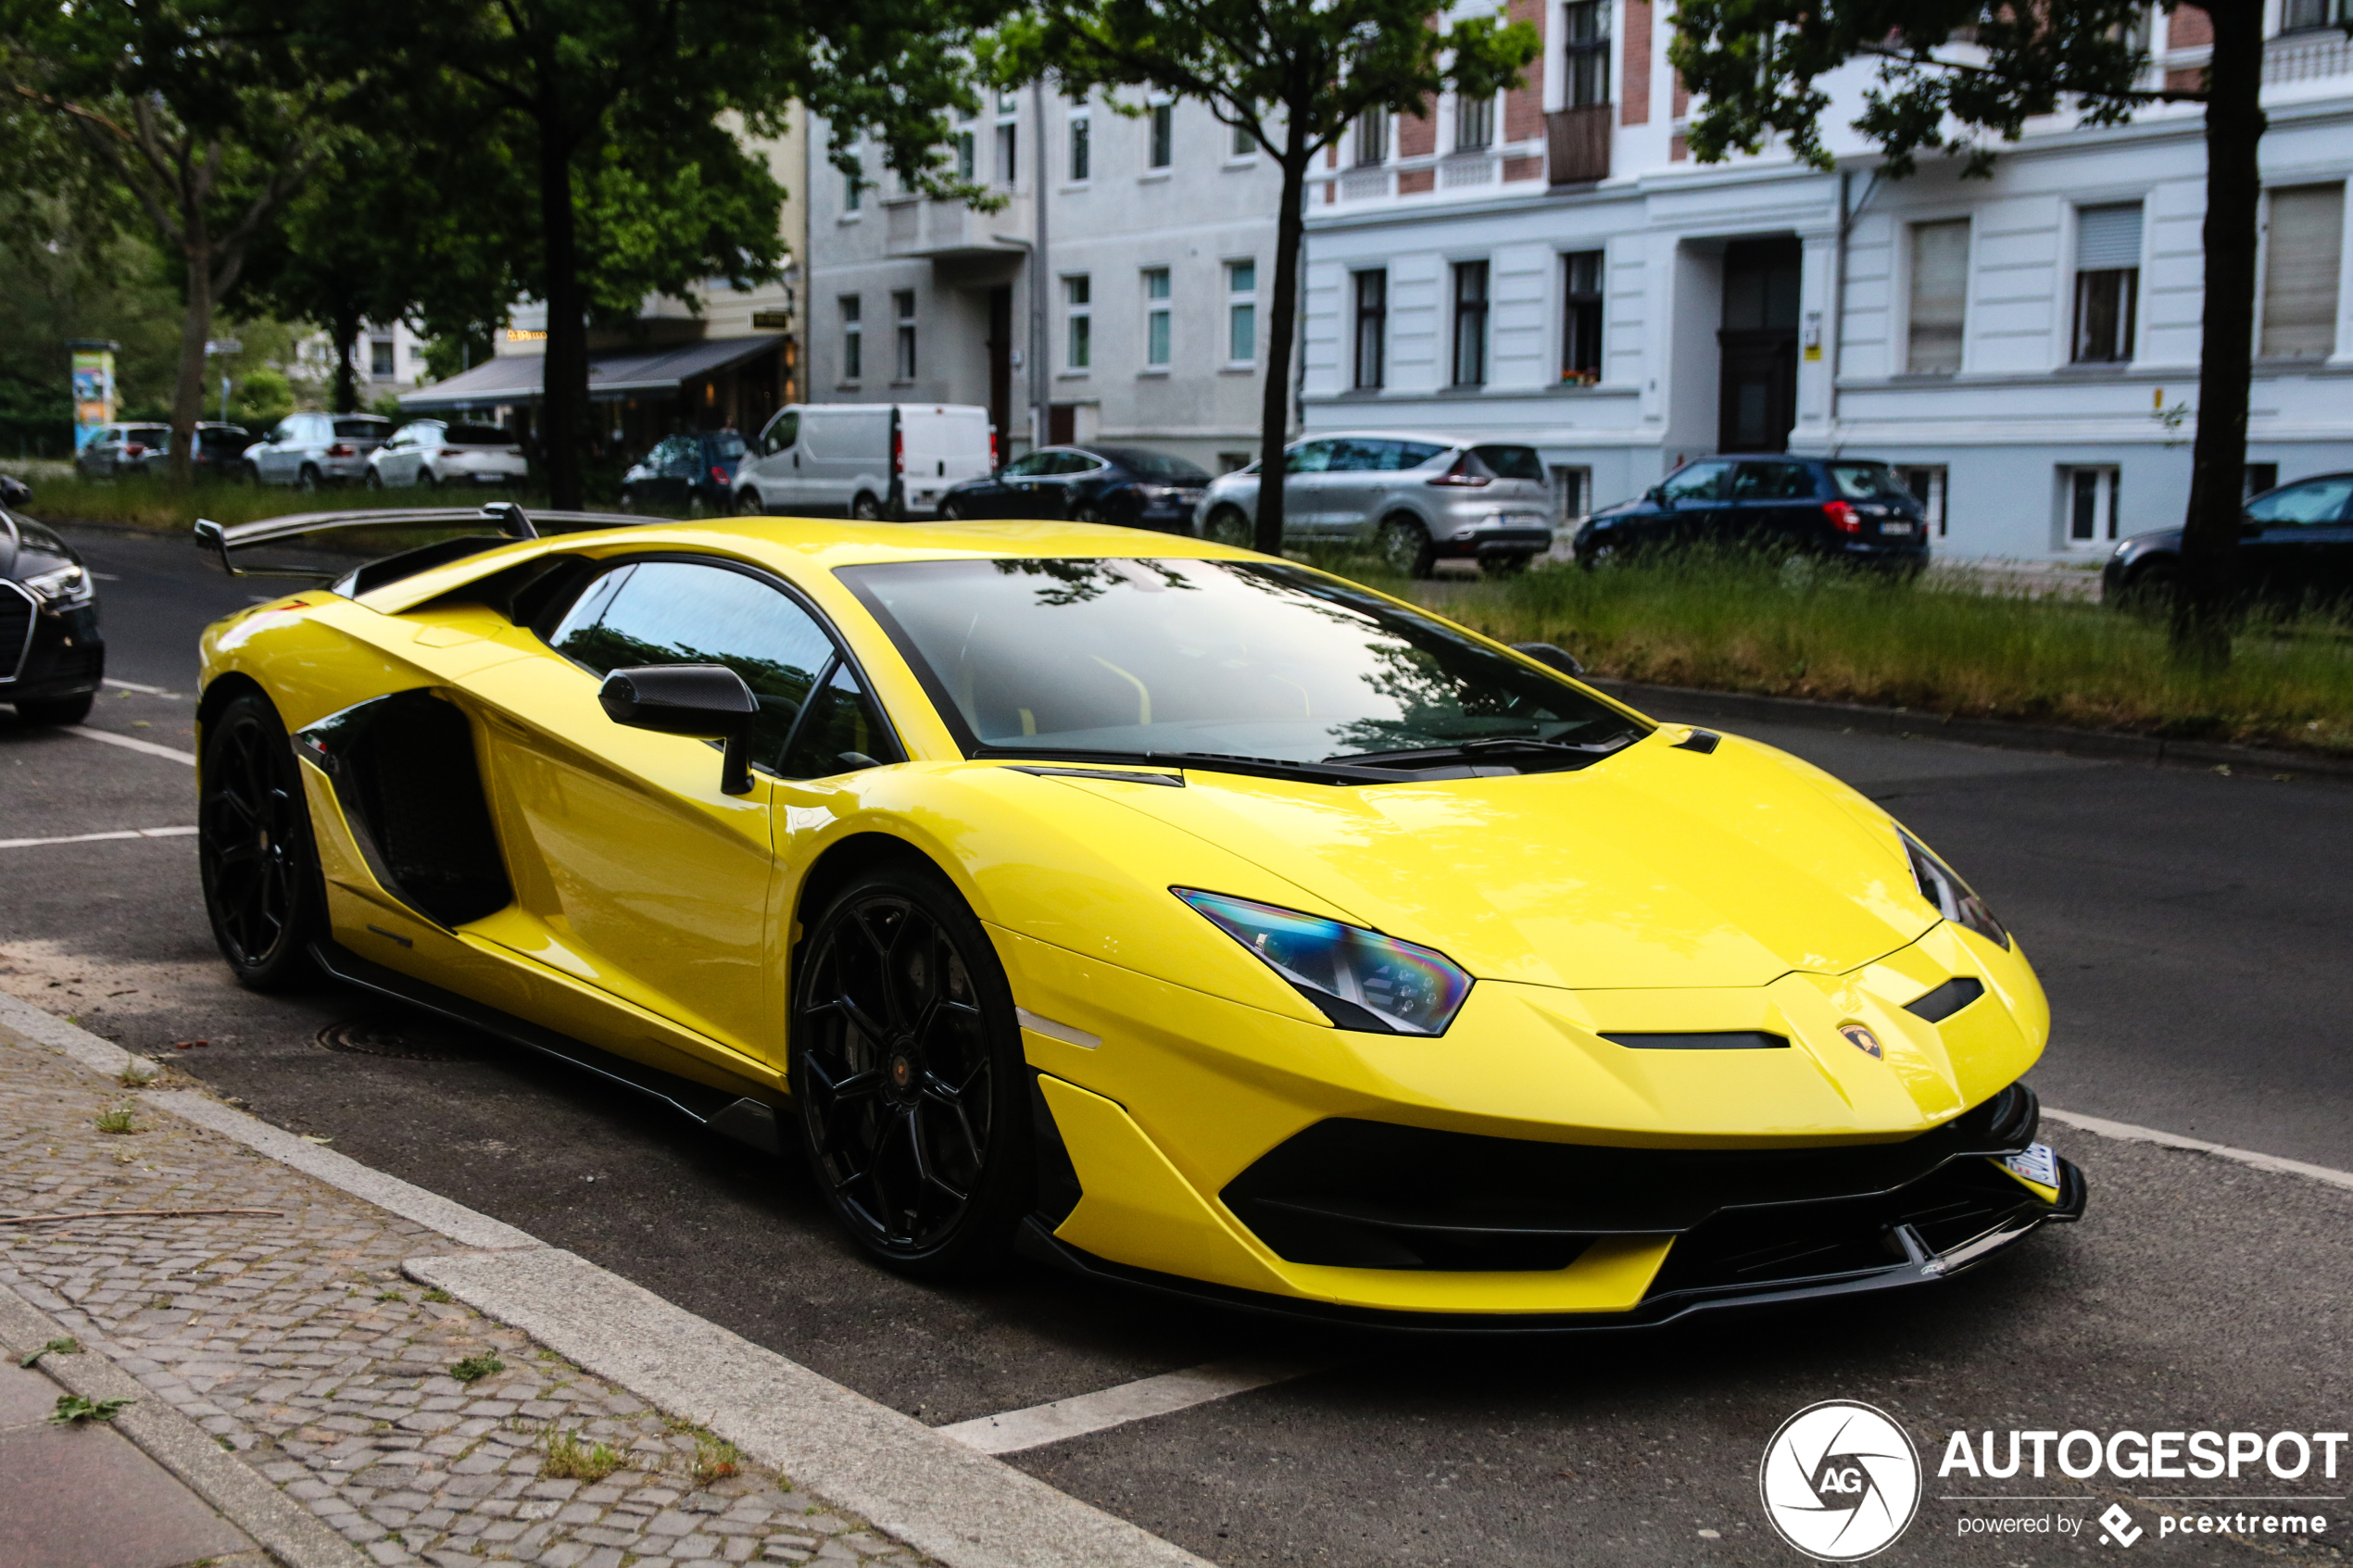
left=1254, top=140, right=1311, bottom=556
left=2172, top=2, right=2265, bottom=668
left=332, top=297, right=361, bottom=414
left=537, top=128, right=586, bottom=510
left=169, top=223, right=214, bottom=491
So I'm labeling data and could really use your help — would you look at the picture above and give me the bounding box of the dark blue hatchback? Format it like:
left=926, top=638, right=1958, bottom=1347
left=1573, top=455, right=1931, bottom=572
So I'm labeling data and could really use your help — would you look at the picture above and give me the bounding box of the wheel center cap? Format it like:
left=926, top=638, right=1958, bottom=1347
left=890, top=1053, right=913, bottom=1091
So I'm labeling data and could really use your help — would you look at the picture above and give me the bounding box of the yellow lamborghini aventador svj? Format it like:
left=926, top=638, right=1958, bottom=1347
left=192, top=505, right=2082, bottom=1326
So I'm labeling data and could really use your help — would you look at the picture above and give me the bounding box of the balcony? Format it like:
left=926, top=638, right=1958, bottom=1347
left=1547, top=104, right=1612, bottom=186
left=881, top=192, right=1033, bottom=259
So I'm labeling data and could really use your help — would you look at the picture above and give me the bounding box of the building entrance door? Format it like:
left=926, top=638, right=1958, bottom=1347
left=1718, top=238, right=1801, bottom=453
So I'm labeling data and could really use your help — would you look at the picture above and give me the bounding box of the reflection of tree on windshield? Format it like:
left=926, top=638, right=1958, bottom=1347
left=569, top=624, right=816, bottom=766
left=990, top=557, right=1200, bottom=607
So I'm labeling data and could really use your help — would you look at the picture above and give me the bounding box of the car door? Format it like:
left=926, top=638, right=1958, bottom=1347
left=1315, top=438, right=1393, bottom=538
left=1277, top=438, right=1342, bottom=536
left=1649, top=458, right=1735, bottom=552
left=1727, top=459, right=1818, bottom=555
left=991, top=451, right=1060, bottom=517
left=2242, top=475, right=2353, bottom=608
left=464, top=556, right=839, bottom=1069
left=258, top=420, right=295, bottom=483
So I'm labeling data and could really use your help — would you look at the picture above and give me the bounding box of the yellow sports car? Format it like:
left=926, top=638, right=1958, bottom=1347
left=193, top=504, right=2082, bottom=1326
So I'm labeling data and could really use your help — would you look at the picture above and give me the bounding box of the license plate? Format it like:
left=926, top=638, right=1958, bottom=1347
left=1880, top=520, right=1917, bottom=535
left=2001, top=1142, right=2058, bottom=1186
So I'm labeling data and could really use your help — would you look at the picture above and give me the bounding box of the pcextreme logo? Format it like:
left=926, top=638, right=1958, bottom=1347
left=1760, top=1400, right=1924, bottom=1562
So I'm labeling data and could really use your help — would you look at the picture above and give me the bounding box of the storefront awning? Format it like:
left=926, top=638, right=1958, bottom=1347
left=399, top=334, right=783, bottom=412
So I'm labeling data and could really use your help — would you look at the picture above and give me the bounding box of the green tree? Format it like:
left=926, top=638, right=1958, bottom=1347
left=4, top=0, right=339, bottom=484
left=316, top=0, right=1002, bottom=510
left=991, top=0, right=1539, bottom=554
left=1669, top=0, right=2301, bottom=667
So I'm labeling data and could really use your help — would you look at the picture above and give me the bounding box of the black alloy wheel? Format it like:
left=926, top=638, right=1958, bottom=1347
left=197, top=692, right=322, bottom=990
left=791, top=863, right=1031, bottom=1276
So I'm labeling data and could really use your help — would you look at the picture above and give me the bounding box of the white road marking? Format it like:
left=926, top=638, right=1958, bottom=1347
left=2043, top=1106, right=2353, bottom=1193
left=90, top=571, right=121, bottom=581
left=0, top=825, right=198, bottom=850
left=102, top=677, right=177, bottom=696
left=937, top=1359, right=1318, bottom=1456
left=60, top=726, right=196, bottom=765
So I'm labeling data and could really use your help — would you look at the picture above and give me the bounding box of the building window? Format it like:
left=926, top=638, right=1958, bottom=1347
left=893, top=290, right=916, bottom=381
left=1143, top=269, right=1172, bottom=366
left=1561, top=250, right=1604, bottom=383
left=996, top=120, right=1019, bottom=189
left=2284, top=0, right=2351, bottom=31
left=1064, top=275, right=1091, bottom=369
left=1069, top=115, right=1089, bottom=182
left=2259, top=182, right=2345, bottom=359
left=1906, top=219, right=1969, bottom=374
left=954, top=130, right=975, bottom=183
left=1231, top=121, right=1257, bottom=157
left=1353, top=270, right=1387, bottom=390
left=844, top=158, right=862, bottom=212
left=1452, top=259, right=1490, bottom=386
left=1149, top=104, right=1173, bottom=169
left=2062, top=466, right=2121, bottom=546
left=840, top=296, right=862, bottom=381
left=2071, top=202, right=2142, bottom=364
left=1897, top=465, right=1949, bottom=537
left=370, top=339, right=395, bottom=378
left=1455, top=94, right=1494, bottom=151
left=1563, top=0, right=1610, bottom=107
left=1550, top=464, right=1592, bottom=524
left=1353, top=107, right=1388, bottom=167
left=1227, top=259, right=1257, bottom=364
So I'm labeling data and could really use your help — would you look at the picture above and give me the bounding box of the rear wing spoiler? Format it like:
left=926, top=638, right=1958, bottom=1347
left=192, top=503, right=644, bottom=581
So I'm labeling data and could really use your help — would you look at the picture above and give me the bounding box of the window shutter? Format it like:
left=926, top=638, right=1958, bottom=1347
left=2260, top=183, right=2345, bottom=359
left=2075, top=204, right=2145, bottom=270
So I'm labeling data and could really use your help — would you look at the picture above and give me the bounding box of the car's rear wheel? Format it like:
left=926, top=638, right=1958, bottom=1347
left=14, top=693, right=94, bottom=726
left=1378, top=515, right=1437, bottom=578
left=296, top=465, right=322, bottom=493
left=736, top=488, right=761, bottom=516
left=363, top=469, right=384, bottom=490
left=1203, top=505, right=1252, bottom=547
left=939, top=498, right=966, bottom=521
left=791, top=861, right=1032, bottom=1278
left=197, top=691, right=322, bottom=991
left=851, top=492, right=885, bottom=521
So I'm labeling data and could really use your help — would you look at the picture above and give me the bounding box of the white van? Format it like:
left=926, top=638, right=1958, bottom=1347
left=735, top=404, right=993, bottom=520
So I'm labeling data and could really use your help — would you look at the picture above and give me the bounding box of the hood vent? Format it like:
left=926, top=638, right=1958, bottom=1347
left=1905, top=976, right=1986, bottom=1024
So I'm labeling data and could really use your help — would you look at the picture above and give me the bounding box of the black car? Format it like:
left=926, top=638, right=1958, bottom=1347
left=621, top=431, right=749, bottom=514
left=2104, top=470, right=2353, bottom=611
left=137, top=423, right=255, bottom=481
left=939, top=444, right=1212, bottom=530
left=0, top=500, right=106, bottom=725
left=1574, top=455, right=1931, bottom=571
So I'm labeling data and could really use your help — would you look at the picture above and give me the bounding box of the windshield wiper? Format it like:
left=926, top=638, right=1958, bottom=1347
left=1325, top=734, right=1637, bottom=767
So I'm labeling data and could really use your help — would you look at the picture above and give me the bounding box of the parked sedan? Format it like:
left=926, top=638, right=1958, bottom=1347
left=2104, top=470, right=2353, bottom=612
left=134, top=423, right=255, bottom=481
left=0, top=505, right=105, bottom=725
left=366, top=420, right=528, bottom=490
left=1573, top=455, right=1931, bottom=573
left=1195, top=434, right=1555, bottom=577
left=938, top=445, right=1212, bottom=531
left=620, top=431, right=748, bottom=515
left=74, top=422, right=171, bottom=478
left=243, top=412, right=392, bottom=488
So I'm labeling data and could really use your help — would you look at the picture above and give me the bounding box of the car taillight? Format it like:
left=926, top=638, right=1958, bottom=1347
left=123, top=444, right=145, bottom=457
left=989, top=430, right=999, bottom=468
left=1824, top=500, right=1861, bottom=534
left=711, top=464, right=728, bottom=484
left=891, top=428, right=905, bottom=476
left=1427, top=454, right=1491, bottom=488
left=327, top=443, right=355, bottom=458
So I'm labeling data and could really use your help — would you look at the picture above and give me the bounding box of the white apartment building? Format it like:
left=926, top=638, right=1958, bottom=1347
left=804, top=90, right=1290, bottom=471
left=1301, top=1, right=2353, bottom=559
left=294, top=320, right=434, bottom=403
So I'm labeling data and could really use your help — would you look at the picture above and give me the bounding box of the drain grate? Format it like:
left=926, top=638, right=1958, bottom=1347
left=316, top=1019, right=484, bottom=1062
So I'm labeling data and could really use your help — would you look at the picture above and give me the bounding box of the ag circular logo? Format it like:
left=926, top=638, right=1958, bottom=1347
left=1758, top=1400, right=1922, bottom=1561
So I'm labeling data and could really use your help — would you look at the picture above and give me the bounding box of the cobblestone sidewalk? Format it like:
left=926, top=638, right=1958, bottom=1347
left=0, top=1022, right=926, bottom=1568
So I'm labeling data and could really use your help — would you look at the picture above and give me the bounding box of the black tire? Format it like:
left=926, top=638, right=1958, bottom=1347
left=197, top=691, right=323, bottom=991
left=363, top=469, right=384, bottom=491
left=14, top=693, right=94, bottom=726
left=1203, top=506, right=1252, bottom=548
left=1378, top=515, right=1438, bottom=578
left=790, top=860, right=1032, bottom=1278
left=2117, top=558, right=2179, bottom=617
left=1579, top=539, right=1619, bottom=572
left=418, top=470, right=438, bottom=492
left=939, top=498, right=966, bottom=521
left=243, top=461, right=262, bottom=485
left=851, top=492, right=885, bottom=521
left=1072, top=503, right=1106, bottom=525
left=296, top=465, right=321, bottom=493
left=736, top=489, right=761, bottom=516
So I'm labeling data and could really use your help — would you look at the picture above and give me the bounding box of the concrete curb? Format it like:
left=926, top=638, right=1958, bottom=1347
left=0, top=989, right=1214, bottom=1568
left=0, top=1282, right=368, bottom=1568
left=406, top=1248, right=1211, bottom=1568
left=1587, top=677, right=2353, bottom=782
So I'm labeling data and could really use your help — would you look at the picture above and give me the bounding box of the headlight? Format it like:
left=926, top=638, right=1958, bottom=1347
left=22, top=563, right=92, bottom=607
left=1174, top=888, right=1473, bottom=1035
left=1897, top=829, right=2009, bottom=949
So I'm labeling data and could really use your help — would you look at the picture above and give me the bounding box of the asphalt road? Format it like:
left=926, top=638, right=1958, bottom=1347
left=4, top=518, right=2347, bottom=1567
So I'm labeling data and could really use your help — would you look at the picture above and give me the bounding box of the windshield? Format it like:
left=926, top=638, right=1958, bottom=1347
left=839, top=558, right=1645, bottom=771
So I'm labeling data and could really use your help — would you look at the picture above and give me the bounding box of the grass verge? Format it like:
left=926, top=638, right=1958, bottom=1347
left=9, top=473, right=698, bottom=532
left=1296, top=548, right=2353, bottom=759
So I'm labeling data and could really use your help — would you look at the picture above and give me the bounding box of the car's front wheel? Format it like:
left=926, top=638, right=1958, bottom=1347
left=851, top=492, right=885, bottom=521
left=2116, top=557, right=2179, bottom=618
left=939, top=497, right=966, bottom=521
left=1202, top=505, right=1252, bottom=547
left=791, top=860, right=1032, bottom=1278
left=1378, top=515, right=1437, bottom=578
left=197, top=691, right=323, bottom=991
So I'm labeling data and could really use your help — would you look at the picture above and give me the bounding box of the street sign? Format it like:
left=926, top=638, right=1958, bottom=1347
left=205, top=338, right=243, bottom=356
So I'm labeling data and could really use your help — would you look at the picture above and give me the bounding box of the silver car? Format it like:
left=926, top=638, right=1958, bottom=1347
left=74, top=422, right=171, bottom=478
left=1194, top=433, right=1556, bottom=576
left=242, top=412, right=391, bottom=488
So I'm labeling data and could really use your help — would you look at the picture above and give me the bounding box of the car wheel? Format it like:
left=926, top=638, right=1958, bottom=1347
left=1378, top=515, right=1438, bottom=579
left=13, top=692, right=94, bottom=726
left=243, top=461, right=261, bottom=485
left=735, top=488, right=761, bottom=516
left=418, top=470, right=438, bottom=492
left=1203, top=506, right=1252, bottom=547
left=791, top=859, right=1033, bottom=1278
left=2117, top=558, right=2179, bottom=617
left=1073, top=503, right=1106, bottom=525
left=851, top=492, right=885, bottom=521
left=1579, top=539, right=1619, bottom=572
left=296, top=465, right=323, bottom=493
left=939, top=498, right=966, bottom=521
left=197, top=691, right=323, bottom=992
left=363, top=469, right=383, bottom=490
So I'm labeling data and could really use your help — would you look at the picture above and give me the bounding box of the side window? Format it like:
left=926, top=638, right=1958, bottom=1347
left=779, top=661, right=894, bottom=778
left=1002, top=451, right=1057, bottom=477
left=1053, top=451, right=1101, bottom=475
left=760, top=409, right=798, bottom=456
left=545, top=560, right=839, bottom=772
left=1731, top=461, right=1814, bottom=502
left=2245, top=477, right=2353, bottom=526
left=1285, top=439, right=1336, bottom=474
left=1388, top=441, right=1445, bottom=471
left=1659, top=460, right=1732, bottom=504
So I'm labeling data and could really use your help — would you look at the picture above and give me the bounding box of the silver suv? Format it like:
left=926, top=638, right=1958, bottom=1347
left=242, top=412, right=391, bottom=488
left=1194, top=433, right=1555, bottom=576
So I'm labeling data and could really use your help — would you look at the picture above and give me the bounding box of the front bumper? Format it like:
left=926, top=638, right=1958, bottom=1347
left=0, top=594, right=104, bottom=700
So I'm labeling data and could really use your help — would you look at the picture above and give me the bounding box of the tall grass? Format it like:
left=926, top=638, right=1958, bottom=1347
left=1311, top=550, right=2353, bottom=759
